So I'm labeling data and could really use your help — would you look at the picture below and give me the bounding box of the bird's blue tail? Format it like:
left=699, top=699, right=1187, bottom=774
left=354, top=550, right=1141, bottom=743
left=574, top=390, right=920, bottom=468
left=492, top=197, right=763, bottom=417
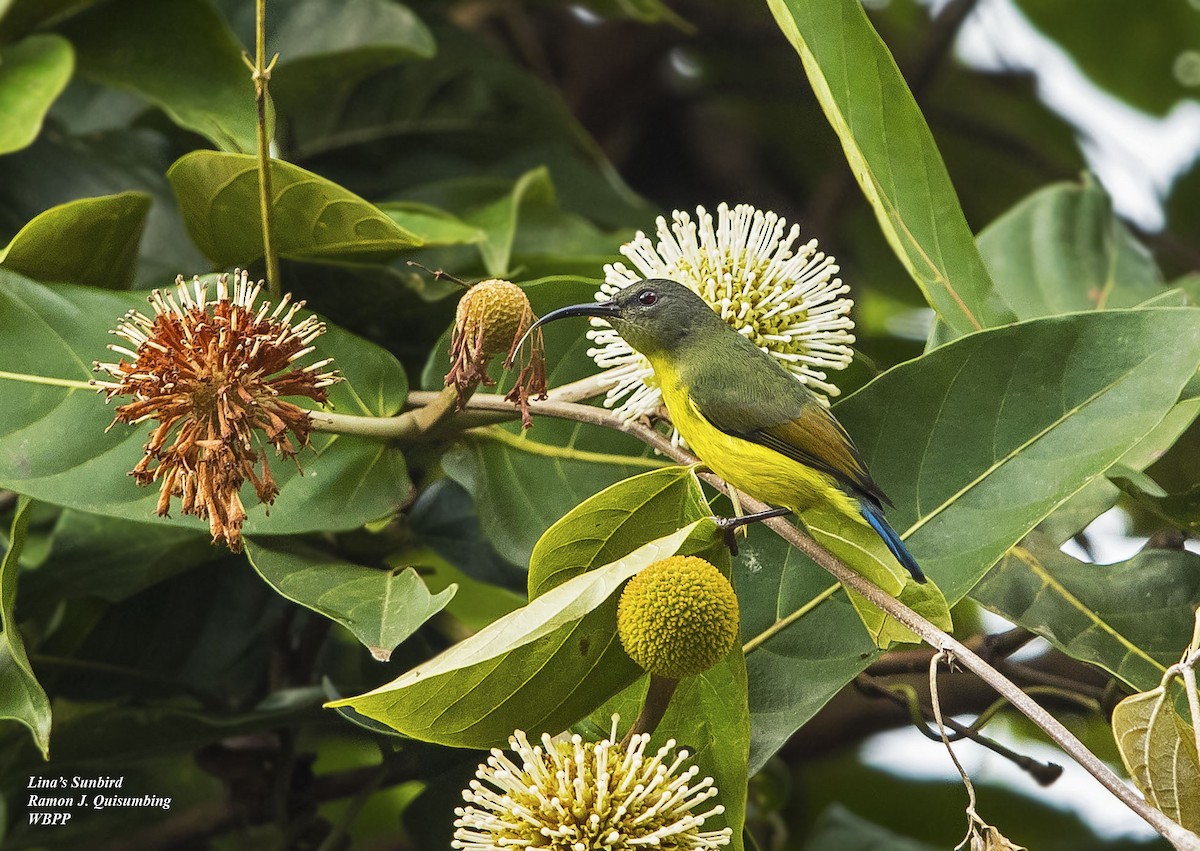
left=859, top=500, right=926, bottom=584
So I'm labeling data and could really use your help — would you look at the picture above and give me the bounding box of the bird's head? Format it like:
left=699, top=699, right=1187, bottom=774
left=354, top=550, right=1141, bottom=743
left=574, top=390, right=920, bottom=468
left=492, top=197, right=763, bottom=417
left=523, top=278, right=723, bottom=358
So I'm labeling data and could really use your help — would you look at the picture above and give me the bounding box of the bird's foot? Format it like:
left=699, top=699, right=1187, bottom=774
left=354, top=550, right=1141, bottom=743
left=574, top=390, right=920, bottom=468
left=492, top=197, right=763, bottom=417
left=714, top=507, right=790, bottom=556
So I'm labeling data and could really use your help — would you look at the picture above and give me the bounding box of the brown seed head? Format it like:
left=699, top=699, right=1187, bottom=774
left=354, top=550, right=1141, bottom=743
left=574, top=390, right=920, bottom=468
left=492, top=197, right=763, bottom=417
left=91, top=269, right=341, bottom=550
left=446, top=279, right=546, bottom=428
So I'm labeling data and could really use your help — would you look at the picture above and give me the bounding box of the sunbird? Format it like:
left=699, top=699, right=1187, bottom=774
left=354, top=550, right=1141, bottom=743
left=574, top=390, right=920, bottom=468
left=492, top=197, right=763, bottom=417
left=528, top=277, right=926, bottom=585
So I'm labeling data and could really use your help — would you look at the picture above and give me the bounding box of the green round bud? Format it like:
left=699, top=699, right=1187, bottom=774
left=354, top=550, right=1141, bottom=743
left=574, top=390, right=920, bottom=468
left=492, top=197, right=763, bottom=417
left=616, top=555, right=740, bottom=679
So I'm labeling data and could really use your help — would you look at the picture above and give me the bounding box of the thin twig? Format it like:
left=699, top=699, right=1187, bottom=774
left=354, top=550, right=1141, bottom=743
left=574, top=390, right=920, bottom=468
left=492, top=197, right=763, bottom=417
left=245, top=0, right=280, bottom=298
left=856, top=673, right=1062, bottom=786
left=310, top=391, right=1200, bottom=848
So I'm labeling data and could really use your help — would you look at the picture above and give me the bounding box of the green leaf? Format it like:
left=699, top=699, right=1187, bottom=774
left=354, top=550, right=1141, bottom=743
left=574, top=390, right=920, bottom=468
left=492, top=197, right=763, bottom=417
left=0, top=272, right=410, bottom=536
left=465, top=166, right=556, bottom=278
left=268, top=0, right=435, bottom=120
left=1013, top=0, right=1199, bottom=116
left=273, top=24, right=646, bottom=229
left=1112, top=685, right=1200, bottom=831
left=528, top=465, right=714, bottom=599
left=976, top=178, right=1164, bottom=318
left=402, top=545, right=523, bottom=632
left=974, top=534, right=1200, bottom=693
left=853, top=309, right=1200, bottom=603
left=739, top=308, right=1200, bottom=769
left=326, top=521, right=710, bottom=747
left=765, top=0, right=1012, bottom=335
left=378, top=202, right=484, bottom=248
left=435, top=278, right=666, bottom=567
left=0, top=191, right=149, bottom=288
left=61, top=0, right=256, bottom=152
left=1, top=688, right=322, bottom=771
left=22, top=511, right=210, bottom=604
left=0, top=0, right=95, bottom=42
left=0, top=34, right=73, bottom=156
left=0, top=497, right=51, bottom=759
left=168, top=151, right=424, bottom=266
left=1116, top=479, right=1200, bottom=535
left=244, top=537, right=455, bottom=662
left=0, top=127, right=209, bottom=287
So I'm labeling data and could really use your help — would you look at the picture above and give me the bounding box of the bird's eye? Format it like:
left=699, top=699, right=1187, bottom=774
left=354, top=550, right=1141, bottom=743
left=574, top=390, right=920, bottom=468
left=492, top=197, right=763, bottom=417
left=638, top=290, right=658, bottom=306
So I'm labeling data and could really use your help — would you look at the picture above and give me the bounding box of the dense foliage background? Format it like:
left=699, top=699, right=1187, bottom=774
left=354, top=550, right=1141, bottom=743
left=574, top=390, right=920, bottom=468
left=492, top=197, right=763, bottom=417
left=1, top=0, right=1199, bottom=848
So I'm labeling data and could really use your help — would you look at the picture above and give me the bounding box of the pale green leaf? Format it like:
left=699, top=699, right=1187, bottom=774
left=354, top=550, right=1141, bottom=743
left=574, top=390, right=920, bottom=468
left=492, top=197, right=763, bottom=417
left=1112, top=686, right=1200, bottom=831
left=0, top=34, right=73, bottom=155
left=326, top=521, right=711, bottom=747
left=0, top=192, right=149, bottom=289
left=168, top=151, right=424, bottom=266
left=528, top=465, right=715, bottom=599
left=765, top=0, right=1011, bottom=334
left=244, top=538, right=455, bottom=662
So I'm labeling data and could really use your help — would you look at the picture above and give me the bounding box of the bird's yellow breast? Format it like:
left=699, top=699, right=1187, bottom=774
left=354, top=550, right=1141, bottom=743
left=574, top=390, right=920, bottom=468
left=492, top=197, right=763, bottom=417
left=652, top=358, right=858, bottom=516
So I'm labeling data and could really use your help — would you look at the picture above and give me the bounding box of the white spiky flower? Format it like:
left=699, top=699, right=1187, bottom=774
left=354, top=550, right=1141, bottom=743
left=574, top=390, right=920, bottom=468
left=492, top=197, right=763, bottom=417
left=591, top=202, right=855, bottom=431
left=452, top=716, right=731, bottom=850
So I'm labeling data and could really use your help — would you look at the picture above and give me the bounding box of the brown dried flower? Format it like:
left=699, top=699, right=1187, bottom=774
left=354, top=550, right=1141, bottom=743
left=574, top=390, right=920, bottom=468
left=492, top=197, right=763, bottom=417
left=446, top=278, right=547, bottom=428
left=92, top=270, right=340, bottom=550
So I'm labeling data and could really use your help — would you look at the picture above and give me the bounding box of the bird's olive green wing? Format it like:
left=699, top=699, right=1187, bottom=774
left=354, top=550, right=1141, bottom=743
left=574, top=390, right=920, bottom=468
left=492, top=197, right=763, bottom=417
left=687, top=354, right=891, bottom=507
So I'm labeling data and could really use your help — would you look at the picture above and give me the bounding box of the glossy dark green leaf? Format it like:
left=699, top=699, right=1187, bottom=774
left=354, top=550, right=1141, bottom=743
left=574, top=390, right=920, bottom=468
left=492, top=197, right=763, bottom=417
left=0, top=191, right=149, bottom=288
left=168, top=151, right=423, bottom=266
left=0, top=272, right=410, bottom=536
left=0, top=34, right=73, bottom=155
left=739, top=308, right=1200, bottom=769
left=326, top=522, right=709, bottom=747
left=973, top=534, right=1200, bottom=693
left=244, top=537, right=454, bottom=661
left=0, top=498, right=50, bottom=759
left=765, top=0, right=1013, bottom=335
left=276, top=24, right=646, bottom=229
left=268, top=0, right=435, bottom=119
left=0, top=1, right=94, bottom=42
left=61, top=0, right=255, bottom=152
left=21, top=511, right=210, bottom=604
left=1, top=687, right=322, bottom=771
left=434, top=278, right=666, bottom=567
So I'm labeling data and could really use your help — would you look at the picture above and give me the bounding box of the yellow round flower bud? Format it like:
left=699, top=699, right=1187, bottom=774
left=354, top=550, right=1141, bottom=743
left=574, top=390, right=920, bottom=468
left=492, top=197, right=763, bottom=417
left=454, top=279, right=531, bottom=357
left=617, top=555, right=740, bottom=679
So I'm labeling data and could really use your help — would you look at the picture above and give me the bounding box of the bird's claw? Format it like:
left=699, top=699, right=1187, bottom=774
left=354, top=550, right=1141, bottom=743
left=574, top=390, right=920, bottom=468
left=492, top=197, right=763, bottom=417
left=714, top=507, right=790, bottom=556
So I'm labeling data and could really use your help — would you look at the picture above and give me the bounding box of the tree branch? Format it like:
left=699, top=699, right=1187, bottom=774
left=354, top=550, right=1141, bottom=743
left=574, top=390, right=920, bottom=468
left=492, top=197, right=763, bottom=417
left=308, top=390, right=1200, bottom=848
left=244, top=0, right=280, bottom=299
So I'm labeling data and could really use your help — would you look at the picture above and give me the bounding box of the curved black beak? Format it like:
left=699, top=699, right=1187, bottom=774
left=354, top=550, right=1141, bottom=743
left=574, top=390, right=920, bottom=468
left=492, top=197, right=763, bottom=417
left=514, top=300, right=620, bottom=353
